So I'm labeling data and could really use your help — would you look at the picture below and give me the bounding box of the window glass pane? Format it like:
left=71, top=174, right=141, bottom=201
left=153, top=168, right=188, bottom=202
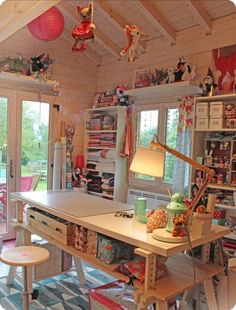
left=136, top=110, right=158, bottom=180
left=164, top=108, right=179, bottom=183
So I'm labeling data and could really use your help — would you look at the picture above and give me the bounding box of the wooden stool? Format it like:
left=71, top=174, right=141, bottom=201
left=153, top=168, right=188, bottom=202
left=0, top=246, right=49, bottom=310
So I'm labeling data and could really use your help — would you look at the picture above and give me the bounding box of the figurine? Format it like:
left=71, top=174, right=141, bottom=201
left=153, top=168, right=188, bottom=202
left=199, top=68, right=216, bottom=96
left=174, top=56, right=186, bottom=81
left=116, top=85, right=130, bottom=107
left=72, top=2, right=95, bottom=52
left=30, top=54, right=54, bottom=82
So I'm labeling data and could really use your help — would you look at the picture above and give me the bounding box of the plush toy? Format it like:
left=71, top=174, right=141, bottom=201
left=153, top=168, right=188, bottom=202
left=120, top=25, right=145, bottom=62
left=116, top=85, right=130, bottom=107
left=30, top=54, right=54, bottom=82
left=72, top=2, right=95, bottom=52
left=174, top=56, right=186, bottom=81
left=200, top=68, right=216, bottom=96
left=172, top=214, right=187, bottom=237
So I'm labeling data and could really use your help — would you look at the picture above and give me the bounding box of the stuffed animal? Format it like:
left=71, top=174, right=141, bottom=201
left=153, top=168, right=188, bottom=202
left=172, top=214, right=187, bottom=237
left=120, top=25, right=145, bottom=62
left=72, top=2, right=95, bottom=52
left=30, top=54, right=53, bottom=82
left=174, top=56, right=186, bottom=81
left=0, top=56, right=30, bottom=75
left=200, top=68, right=217, bottom=96
left=116, top=85, right=129, bottom=107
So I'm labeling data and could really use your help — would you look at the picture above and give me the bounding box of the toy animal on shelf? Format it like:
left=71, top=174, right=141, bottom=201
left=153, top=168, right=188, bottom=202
left=72, top=2, right=95, bottom=52
left=120, top=25, right=146, bottom=62
left=199, top=68, right=217, bottom=96
left=116, top=85, right=130, bottom=107
left=30, top=54, right=54, bottom=82
left=172, top=214, right=187, bottom=237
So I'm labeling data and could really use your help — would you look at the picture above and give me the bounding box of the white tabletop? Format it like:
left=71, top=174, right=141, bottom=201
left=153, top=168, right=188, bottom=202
left=11, top=190, right=133, bottom=220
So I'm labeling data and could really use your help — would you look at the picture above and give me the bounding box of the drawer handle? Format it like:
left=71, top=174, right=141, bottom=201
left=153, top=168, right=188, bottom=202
left=42, top=220, right=48, bottom=226
left=56, top=228, right=62, bottom=233
left=29, top=215, right=35, bottom=219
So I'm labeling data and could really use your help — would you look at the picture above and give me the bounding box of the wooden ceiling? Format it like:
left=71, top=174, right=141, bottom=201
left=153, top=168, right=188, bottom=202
left=0, top=0, right=235, bottom=64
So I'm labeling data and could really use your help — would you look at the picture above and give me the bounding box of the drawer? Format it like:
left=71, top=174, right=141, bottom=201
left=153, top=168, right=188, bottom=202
left=209, top=117, right=223, bottom=130
left=209, top=102, right=224, bottom=117
left=195, top=117, right=209, bottom=130
left=27, top=208, right=74, bottom=245
left=195, top=103, right=209, bottom=117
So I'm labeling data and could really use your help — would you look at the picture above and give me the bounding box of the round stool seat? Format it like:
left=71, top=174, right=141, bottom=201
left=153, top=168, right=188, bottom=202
left=0, top=246, right=49, bottom=267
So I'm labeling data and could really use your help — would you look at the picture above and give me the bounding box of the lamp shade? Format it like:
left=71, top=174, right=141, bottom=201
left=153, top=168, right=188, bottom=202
left=130, top=147, right=164, bottom=177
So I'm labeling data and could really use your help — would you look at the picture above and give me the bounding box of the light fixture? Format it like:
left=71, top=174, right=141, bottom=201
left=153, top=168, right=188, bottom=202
left=130, top=136, right=215, bottom=242
left=230, top=0, right=236, bottom=6
left=0, top=0, right=6, bottom=5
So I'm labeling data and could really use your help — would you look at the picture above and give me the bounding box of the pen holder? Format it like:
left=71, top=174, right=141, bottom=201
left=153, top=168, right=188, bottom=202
left=134, top=197, right=147, bottom=223
left=191, top=212, right=213, bottom=237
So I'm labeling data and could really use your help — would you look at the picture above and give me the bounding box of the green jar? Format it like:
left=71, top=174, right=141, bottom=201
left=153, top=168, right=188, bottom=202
left=134, top=197, right=147, bottom=223
left=166, top=193, right=187, bottom=232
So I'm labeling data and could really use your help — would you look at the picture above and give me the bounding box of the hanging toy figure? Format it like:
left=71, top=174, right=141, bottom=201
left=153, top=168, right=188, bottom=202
left=120, top=25, right=145, bottom=62
left=71, top=2, right=95, bottom=53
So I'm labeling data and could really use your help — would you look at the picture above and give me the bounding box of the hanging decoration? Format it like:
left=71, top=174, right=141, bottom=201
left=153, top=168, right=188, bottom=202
left=71, top=2, right=95, bottom=52
left=27, top=7, right=64, bottom=41
left=120, top=25, right=146, bottom=62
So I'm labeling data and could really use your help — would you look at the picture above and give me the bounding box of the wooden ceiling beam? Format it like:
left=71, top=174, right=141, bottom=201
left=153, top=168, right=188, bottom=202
left=184, top=0, right=212, bottom=34
left=62, top=29, right=102, bottom=65
left=0, top=0, right=61, bottom=43
left=136, top=0, right=176, bottom=44
left=58, top=1, right=121, bottom=59
left=94, top=0, right=146, bottom=50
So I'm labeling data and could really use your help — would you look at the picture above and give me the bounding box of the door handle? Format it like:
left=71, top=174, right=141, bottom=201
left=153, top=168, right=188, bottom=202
left=9, top=159, right=14, bottom=178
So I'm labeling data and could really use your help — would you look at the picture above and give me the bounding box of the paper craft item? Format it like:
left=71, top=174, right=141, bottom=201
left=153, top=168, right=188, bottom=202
left=97, top=235, right=119, bottom=264
left=87, top=229, right=98, bottom=256
left=146, top=208, right=168, bottom=233
left=73, top=225, right=88, bottom=252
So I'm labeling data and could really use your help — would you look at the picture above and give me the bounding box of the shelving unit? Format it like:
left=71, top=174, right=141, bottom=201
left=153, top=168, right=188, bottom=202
left=84, top=106, right=128, bottom=202
left=192, top=93, right=236, bottom=244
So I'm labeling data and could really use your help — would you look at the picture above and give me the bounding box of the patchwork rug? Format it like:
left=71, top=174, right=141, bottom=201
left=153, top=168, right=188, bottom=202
left=0, top=263, right=116, bottom=310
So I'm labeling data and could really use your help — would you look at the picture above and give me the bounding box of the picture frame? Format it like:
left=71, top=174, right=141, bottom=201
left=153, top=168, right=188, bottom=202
left=133, top=69, right=150, bottom=89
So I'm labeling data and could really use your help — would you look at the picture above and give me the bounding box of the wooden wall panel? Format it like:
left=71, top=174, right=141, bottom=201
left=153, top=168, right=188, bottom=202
left=0, top=26, right=98, bottom=164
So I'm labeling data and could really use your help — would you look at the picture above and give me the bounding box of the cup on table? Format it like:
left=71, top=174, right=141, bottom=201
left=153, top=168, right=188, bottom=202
left=134, top=197, right=147, bottom=223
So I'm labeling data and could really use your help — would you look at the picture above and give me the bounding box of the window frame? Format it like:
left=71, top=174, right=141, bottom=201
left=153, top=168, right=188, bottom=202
left=130, top=100, right=179, bottom=193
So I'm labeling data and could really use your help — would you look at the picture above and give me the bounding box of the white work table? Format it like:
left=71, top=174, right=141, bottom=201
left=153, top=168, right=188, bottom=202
left=10, top=190, right=231, bottom=310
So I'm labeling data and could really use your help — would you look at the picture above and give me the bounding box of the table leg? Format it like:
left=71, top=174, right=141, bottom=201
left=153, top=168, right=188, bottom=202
left=155, top=300, right=168, bottom=310
left=23, top=266, right=29, bottom=310
left=203, top=279, right=218, bottom=310
left=74, top=256, right=85, bottom=286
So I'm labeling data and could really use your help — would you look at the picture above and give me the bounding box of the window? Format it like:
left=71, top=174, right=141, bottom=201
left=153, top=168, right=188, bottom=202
left=133, top=104, right=180, bottom=189
left=136, top=109, right=159, bottom=181
left=164, top=108, right=179, bottom=183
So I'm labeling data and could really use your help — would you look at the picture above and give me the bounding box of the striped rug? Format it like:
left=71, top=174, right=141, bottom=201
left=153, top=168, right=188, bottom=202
left=0, top=263, right=116, bottom=310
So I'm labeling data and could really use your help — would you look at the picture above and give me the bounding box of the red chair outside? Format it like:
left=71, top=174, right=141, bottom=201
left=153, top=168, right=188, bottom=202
left=0, top=176, right=33, bottom=221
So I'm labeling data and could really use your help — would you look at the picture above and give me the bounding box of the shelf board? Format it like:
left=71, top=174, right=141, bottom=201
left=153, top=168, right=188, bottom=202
left=215, top=203, right=236, bottom=210
left=86, top=106, right=124, bottom=112
left=125, top=81, right=199, bottom=99
left=224, top=232, right=236, bottom=240
left=88, top=191, right=114, bottom=198
left=208, top=184, right=236, bottom=191
left=206, top=165, right=229, bottom=169
left=0, top=71, right=59, bottom=95
left=86, top=168, right=115, bottom=174
left=86, top=147, right=116, bottom=149
left=86, top=130, right=117, bottom=133
left=194, top=128, right=236, bottom=132
left=195, top=93, right=236, bottom=103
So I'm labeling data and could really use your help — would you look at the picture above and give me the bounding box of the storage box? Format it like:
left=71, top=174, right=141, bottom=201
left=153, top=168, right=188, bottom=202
left=88, top=280, right=137, bottom=310
left=195, top=102, right=209, bottom=117
left=210, top=102, right=224, bottom=117
left=27, top=207, right=74, bottom=246
left=195, top=117, right=209, bottom=130
left=209, top=117, right=223, bottom=130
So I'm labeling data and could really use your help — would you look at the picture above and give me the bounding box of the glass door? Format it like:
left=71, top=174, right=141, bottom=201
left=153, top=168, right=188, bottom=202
left=0, top=92, right=17, bottom=240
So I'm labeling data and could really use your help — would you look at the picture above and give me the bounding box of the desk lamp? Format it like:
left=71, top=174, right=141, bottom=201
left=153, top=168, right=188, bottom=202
left=130, top=136, right=215, bottom=242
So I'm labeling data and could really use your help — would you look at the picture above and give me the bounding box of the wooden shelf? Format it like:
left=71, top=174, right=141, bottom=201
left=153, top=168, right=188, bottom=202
left=86, top=146, right=116, bottom=149
left=0, top=71, right=59, bottom=95
left=206, top=165, right=229, bottom=169
left=86, top=130, right=117, bottom=133
left=125, top=81, right=199, bottom=99
left=195, top=93, right=236, bottom=103
left=215, top=203, right=236, bottom=210
left=224, top=232, right=236, bottom=240
left=208, top=184, right=236, bottom=191
left=194, top=128, right=236, bottom=132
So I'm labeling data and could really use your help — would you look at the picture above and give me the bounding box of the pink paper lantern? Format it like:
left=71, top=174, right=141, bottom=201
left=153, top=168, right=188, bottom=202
left=27, top=7, right=64, bottom=41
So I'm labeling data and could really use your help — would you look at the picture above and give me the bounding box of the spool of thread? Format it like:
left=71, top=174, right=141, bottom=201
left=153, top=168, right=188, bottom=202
left=207, top=194, right=216, bottom=214
left=76, top=155, right=85, bottom=169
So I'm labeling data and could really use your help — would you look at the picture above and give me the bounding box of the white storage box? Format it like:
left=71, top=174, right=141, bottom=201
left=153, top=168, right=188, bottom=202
left=195, top=117, right=209, bottom=130
left=195, top=102, right=209, bottom=117
left=209, top=117, right=223, bottom=130
left=210, top=102, right=224, bottom=117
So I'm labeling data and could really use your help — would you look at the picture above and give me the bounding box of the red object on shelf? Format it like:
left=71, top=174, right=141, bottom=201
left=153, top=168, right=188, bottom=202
left=27, top=7, right=64, bottom=41
left=76, top=155, right=85, bottom=169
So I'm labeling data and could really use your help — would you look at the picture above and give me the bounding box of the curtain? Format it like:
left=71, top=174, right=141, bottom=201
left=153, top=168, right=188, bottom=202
left=172, top=96, right=194, bottom=196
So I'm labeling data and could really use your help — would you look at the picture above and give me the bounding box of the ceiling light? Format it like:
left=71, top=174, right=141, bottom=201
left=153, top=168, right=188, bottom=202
left=230, top=0, right=236, bottom=6
left=0, top=0, right=5, bottom=5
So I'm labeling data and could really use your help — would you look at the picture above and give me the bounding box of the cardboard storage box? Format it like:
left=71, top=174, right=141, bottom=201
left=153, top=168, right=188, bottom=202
left=195, top=102, right=209, bottom=117
left=209, top=102, right=224, bottom=117
left=195, top=117, right=209, bottom=130
left=209, top=117, right=223, bottom=130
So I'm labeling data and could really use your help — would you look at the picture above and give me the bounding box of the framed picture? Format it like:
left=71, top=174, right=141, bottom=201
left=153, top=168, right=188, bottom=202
left=133, top=69, right=150, bottom=89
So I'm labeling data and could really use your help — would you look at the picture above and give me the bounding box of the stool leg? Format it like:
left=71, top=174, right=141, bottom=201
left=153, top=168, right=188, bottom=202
left=23, top=266, right=29, bottom=310
left=203, top=279, right=218, bottom=310
left=74, top=257, right=85, bottom=286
